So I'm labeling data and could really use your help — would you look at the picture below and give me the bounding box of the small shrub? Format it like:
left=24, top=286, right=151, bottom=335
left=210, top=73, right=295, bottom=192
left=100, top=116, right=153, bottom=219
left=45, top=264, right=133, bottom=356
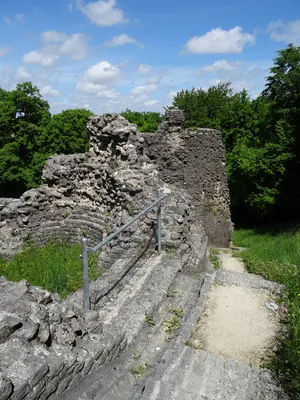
left=131, top=362, right=149, bottom=377
left=145, top=313, right=155, bottom=327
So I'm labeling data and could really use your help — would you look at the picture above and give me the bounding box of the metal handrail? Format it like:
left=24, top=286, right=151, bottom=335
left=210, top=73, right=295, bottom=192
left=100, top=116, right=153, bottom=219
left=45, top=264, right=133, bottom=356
left=81, top=189, right=167, bottom=309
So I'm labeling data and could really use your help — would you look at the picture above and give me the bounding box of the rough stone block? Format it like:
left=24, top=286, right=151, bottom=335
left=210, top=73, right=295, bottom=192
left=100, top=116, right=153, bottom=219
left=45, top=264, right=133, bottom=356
left=0, top=374, right=13, bottom=400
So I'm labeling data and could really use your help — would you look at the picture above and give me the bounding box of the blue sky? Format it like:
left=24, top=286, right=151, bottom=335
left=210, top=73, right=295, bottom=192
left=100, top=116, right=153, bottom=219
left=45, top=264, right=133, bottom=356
left=0, top=0, right=299, bottom=114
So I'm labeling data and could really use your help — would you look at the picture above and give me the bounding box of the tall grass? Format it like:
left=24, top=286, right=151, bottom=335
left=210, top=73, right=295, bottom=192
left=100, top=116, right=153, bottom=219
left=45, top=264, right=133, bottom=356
left=234, top=228, right=300, bottom=398
left=0, top=242, right=102, bottom=298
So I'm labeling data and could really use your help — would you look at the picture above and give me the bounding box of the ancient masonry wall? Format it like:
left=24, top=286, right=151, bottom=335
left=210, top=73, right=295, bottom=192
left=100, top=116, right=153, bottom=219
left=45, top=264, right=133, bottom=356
left=0, top=110, right=232, bottom=399
left=143, top=109, right=232, bottom=247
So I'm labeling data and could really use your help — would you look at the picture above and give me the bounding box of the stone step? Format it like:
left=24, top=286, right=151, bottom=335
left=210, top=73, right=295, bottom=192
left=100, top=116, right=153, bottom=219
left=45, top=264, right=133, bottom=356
left=59, top=254, right=208, bottom=400
left=215, top=269, right=284, bottom=293
left=97, top=253, right=182, bottom=343
left=140, top=348, right=288, bottom=400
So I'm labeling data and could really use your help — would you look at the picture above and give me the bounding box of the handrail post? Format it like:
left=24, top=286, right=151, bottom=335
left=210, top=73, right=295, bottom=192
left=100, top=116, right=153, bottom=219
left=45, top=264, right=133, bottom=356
left=81, top=237, right=90, bottom=310
left=157, top=189, right=162, bottom=253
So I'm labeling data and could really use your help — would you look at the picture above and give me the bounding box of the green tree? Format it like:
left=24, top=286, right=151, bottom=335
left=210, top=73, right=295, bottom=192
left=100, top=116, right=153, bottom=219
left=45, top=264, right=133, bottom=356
left=41, top=108, right=93, bottom=155
left=0, top=83, right=51, bottom=196
left=0, top=88, right=17, bottom=147
left=261, top=44, right=300, bottom=217
left=121, top=109, right=163, bottom=132
left=172, top=82, right=233, bottom=129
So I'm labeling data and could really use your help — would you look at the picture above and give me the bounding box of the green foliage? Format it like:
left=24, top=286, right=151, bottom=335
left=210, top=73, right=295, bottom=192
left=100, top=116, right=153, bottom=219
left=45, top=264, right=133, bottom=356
left=41, top=108, right=93, bottom=155
left=0, top=82, right=93, bottom=197
left=131, top=362, right=149, bottom=377
left=0, top=83, right=51, bottom=194
left=121, top=109, right=163, bottom=132
left=234, top=228, right=300, bottom=398
left=172, top=45, right=300, bottom=222
left=0, top=242, right=102, bottom=298
left=163, top=316, right=181, bottom=341
left=172, top=82, right=233, bottom=129
left=145, top=313, right=155, bottom=327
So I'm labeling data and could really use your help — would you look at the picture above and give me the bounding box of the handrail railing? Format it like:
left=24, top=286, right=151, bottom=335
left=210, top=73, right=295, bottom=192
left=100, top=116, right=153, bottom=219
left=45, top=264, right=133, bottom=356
left=80, top=189, right=167, bottom=309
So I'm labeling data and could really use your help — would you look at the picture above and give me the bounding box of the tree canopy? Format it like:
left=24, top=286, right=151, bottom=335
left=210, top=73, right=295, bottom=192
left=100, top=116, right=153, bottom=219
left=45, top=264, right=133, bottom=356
left=0, top=83, right=93, bottom=197
left=121, top=109, right=163, bottom=132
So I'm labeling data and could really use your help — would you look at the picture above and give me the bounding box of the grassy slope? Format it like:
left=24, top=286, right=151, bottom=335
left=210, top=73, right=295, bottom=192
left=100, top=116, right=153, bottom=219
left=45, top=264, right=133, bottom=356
left=234, top=228, right=300, bottom=398
left=0, top=242, right=102, bottom=298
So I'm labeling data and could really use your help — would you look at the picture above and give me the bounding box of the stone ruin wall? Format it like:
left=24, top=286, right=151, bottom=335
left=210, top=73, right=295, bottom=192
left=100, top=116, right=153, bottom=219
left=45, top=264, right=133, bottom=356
left=141, top=109, right=232, bottom=247
left=0, top=109, right=231, bottom=261
left=0, top=109, right=232, bottom=399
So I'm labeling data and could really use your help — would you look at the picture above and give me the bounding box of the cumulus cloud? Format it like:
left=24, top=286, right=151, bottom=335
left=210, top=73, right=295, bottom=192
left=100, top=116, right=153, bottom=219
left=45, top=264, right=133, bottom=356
left=137, top=64, right=152, bottom=75
left=104, top=34, right=143, bottom=48
left=40, top=86, right=60, bottom=97
left=59, top=34, right=90, bottom=60
left=76, top=61, right=121, bottom=99
left=41, top=31, right=90, bottom=60
left=41, top=31, right=67, bottom=42
left=83, top=61, right=121, bottom=84
left=76, top=81, right=119, bottom=98
left=16, top=67, right=31, bottom=80
left=23, top=31, right=90, bottom=67
left=183, top=26, right=255, bottom=54
left=76, top=0, right=127, bottom=26
left=0, top=47, right=11, bottom=57
left=267, top=20, right=300, bottom=44
left=197, top=60, right=243, bottom=76
left=131, top=84, right=158, bottom=95
left=22, top=50, right=59, bottom=67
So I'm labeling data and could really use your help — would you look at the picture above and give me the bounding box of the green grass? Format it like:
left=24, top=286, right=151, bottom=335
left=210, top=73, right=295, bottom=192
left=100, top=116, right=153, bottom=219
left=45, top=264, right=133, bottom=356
left=0, top=242, right=102, bottom=298
left=234, top=228, right=300, bottom=398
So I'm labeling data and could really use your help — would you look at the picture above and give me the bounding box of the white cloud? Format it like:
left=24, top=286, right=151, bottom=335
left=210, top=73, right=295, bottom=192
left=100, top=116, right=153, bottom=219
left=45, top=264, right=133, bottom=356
left=0, top=47, right=11, bottom=57
left=76, top=81, right=119, bottom=98
left=267, top=20, right=300, bottom=44
left=41, top=31, right=67, bottom=42
left=104, top=34, right=143, bottom=48
left=3, top=16, right=11, bottom=24
left=68, top=2, right=74, bottom=11
left=76, top=0, right=127, bottom=26
left=183, top=26, right=255, bottom=54
left=40, top=86, right=60, bottom=97
left=23, top=31, right=90, bottom=67
left=76, top=61, right=121, bottom=99
left=137, top=64, right=152, bottom=75
left=131, top=84, right=158, bottom=95
left=41, top=31, right=90, bottom=60
left=16, top=14, right=24, bottom=22
left=197, top=60, right=243, bottom=76
left=143, top=100, right=158, bottom=106
left=147, top=75, right=162, bottom=84
left=22, top=50, right=59, bottom=67
left=83, top=61, right=121, bottom=84
left=59, top=33, right=90, bottom=60
left=16, top=67, right=31, bottom=80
